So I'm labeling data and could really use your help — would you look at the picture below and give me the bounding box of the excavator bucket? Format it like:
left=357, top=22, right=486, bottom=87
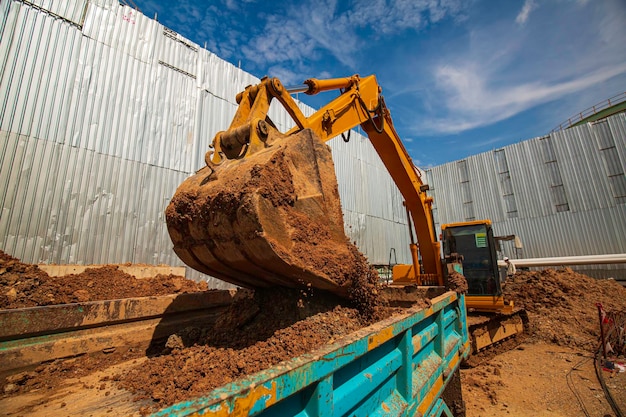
left=165, top=129, right=373, bottom=297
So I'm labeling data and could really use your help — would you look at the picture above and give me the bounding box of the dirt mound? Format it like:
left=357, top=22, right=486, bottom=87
left=8, top=244, right=625, bottom=415
left=0, top=251, right=406, bottom=413
left=0, top=251, right=207, bottom=309
left=503, top=268, right=626, bottom=350
left=0, top=286, right=401, bottom=414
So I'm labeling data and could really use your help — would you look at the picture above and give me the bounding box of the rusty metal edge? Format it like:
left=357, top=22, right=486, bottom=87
left=0, top=305, right=230, bottom=376
left=0, top=290, right=236, bottom=340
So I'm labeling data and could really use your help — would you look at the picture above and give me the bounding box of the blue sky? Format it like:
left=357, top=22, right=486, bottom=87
left=132, top=0, right=626, bottom=167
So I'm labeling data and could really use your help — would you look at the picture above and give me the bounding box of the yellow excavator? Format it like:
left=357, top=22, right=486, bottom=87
left=165, top=74, right=526, bottom=353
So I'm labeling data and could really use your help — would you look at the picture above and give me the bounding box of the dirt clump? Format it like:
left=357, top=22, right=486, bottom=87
left=463, top=361, right=502, bottom=406
left=446, top=271, right=468, bottom=294
left=0, top=251, right=207, bottom=309
left=503, top=267, right=626, bottom=351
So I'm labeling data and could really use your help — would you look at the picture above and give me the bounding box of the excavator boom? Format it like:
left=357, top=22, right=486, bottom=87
left=165, top=75, right=442, bottom=296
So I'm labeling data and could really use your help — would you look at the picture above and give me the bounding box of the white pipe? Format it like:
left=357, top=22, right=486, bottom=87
left=497, top=253, right=626, bottom=268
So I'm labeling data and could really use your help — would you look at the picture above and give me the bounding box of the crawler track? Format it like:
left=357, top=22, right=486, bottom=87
left=463, top=310, right=530, bottom=367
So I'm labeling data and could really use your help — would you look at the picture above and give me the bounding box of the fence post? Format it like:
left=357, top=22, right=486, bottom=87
left=596, top=303, right=607, bottom=362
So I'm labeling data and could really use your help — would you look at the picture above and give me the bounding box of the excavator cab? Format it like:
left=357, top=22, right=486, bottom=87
left=442, top=220, right=514, bottom=313
left=442, top=220, right=528, bottom=354
left=442, top=221, right=501, bottom=296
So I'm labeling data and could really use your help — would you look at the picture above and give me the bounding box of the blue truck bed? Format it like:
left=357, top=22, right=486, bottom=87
left=154, top=291, right=469, bottom=417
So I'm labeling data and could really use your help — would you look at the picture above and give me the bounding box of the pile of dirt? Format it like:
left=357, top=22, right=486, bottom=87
left=466, top=268, right=626, bottom=416
left=91, top=266, right=626, bottom=417
left=118, top=287, right=404, bottom=413
left=503, top=267, right=626, bottom=351
left=0, top=251, right=207, bottom=309
left=0, top=252, right=415, bottom=413
left=6, top=245, right=625, bottom=415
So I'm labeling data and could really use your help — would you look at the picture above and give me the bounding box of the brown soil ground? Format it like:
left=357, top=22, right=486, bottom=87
left=464, top=268, right=626, bottom=417
left=0, top=251, right=207, bottom=309
left=1, top=254, right=625, bottom=416
left=463, top=342, right=626, bottom=417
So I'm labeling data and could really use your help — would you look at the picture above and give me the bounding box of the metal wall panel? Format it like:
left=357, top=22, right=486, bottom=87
left=194, top=90, right=237, bottom=168
left=328, top=134, right=412, bottom=264
left=160, top=28, right=198, bottom=77
left=0, top=2, right=82, bottom=142
left=427, top=114, right=626, bottom=279
left=0, top=0, right=412, bottom=288
left=28, top=0, right=87, bottom=26
left=82, top=3, right=159, bottom=64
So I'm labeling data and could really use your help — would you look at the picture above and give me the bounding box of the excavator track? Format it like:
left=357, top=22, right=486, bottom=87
left=464, top=309, right=530, bottom=367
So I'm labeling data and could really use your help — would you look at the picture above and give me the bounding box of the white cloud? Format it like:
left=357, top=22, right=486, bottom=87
left=348, top=0, right=465, bottom=33
left=265, top=65, right=301, bottom=85
left=418, top=62, right=626, bottom=134
left=223, top=0, right=256, bottom=11
left=467, top=136, right=505, bottom=149
left=154, top=0, right=467, bottom=85
left=236, top=0, right=466, bottom=77
left=406, top=0, right=626, bottom=136
left=238, top=1, right=358, bottom=71
left=516, top=0, right=537, bottom=25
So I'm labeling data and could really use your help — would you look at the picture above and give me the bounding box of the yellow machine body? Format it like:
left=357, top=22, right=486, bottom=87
left=166, top=75, right=442, bottom=295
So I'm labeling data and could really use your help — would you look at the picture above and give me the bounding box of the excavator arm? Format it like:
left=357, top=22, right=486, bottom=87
left=166, top=74, right=442, bottom=296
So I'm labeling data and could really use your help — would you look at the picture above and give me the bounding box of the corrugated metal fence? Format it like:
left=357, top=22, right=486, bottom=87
left=0, top=0, right=412, bottom=287
left=427, top=113, right=626, bottom=279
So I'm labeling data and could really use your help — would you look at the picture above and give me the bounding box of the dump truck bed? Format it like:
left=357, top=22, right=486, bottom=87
left=1, top=291, right=468, bottom=417
left=155, top=291, right=469, bottom=417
